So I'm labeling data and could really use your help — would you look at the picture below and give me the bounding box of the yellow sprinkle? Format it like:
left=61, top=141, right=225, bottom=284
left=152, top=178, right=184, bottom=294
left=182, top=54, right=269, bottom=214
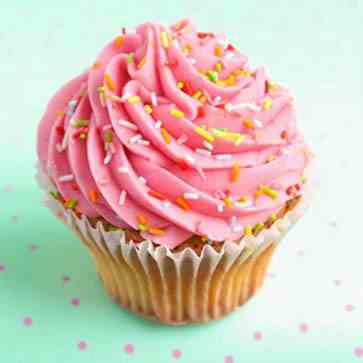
left=213, top=129, right=243, bottom=143
left=201, top=236, right=209, bottom=242
left=193, top=91, right=203, bottom=99
left=137, top=57, right=146, bottom=69
left=148, top=227, right=165, bottom=235
left=170, top=108, right=184, bottom=118
left=114, top=35, right=124, bottom=48
left=177, top=81, right=185, bottom=89
left=183, top=44, right=192, bottom=54
left=128, top=96, right=141, bottom=104
left=104, top=73, right=115, bottom=92
left=234, top=134, right=245, bottom=146
left=243, top=118, right=255, bottom=129
left=56, top=110, right=65, bottom=117
left=254, top=189, right=263, bottom=198
left=161, top=128, right=171, bottom=144
left=238, top=196, right=249, bottom=203
left=215, top=63, right=222, bottom=72
left=270, top=212, right=277, bottom=222
left=266, top=155, right=275, bottom=162
left=233, top=69, right=251, bottom=77
left=160, top=31, right=169, bottom=48
left=214, top=46, right=223, bottom=57
left=267, top=80, right=278, bottom=92
left=216, top=79, right=227, bottom=87
left=144, top=105, right=153, bottom=114
left=225, top=74, right=236, bottom=86
left=223, top=197, right=233, bottom=208
left=262, top=97, right=273, bottom=111
left=199, top=95, right=207, bottom=103
left=244, top=225, right=253, bottom=236
left=254, top=223, right=264, bottom=234
left=231, top=163, right=240, bottom=183
left=260, top=185, right=278, bottom=199
left=195, top=127, right=215, bottom=142
left=138, top=224, right=147, bottom=231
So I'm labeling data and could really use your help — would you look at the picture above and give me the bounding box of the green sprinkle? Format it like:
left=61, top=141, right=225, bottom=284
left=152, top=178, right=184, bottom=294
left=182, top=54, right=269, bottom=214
left=301, top=176, right=307, bottom=184
left=138, top=223, right=147, bottom=231
left=106, top=224, right=120, bottom=232
left=79, top=132, right=87, bottom=140
left=261, top=186, right=278, bottom=199
left=127, top=53, right=134, bottom=64
left=206, top=70, right=218, bottom=83
left=72, top=119, right=89, bottom=128
left=65, top=199, right=78, bottom=210
left=103, top=130, right=113, bottom=143
left=254, top=223, right=264, bottom=234
left=270, top=212, right=277, bottom=222
left=214, top=127, right=228, bottom=132
left=50, top=191, right=61, bottom=200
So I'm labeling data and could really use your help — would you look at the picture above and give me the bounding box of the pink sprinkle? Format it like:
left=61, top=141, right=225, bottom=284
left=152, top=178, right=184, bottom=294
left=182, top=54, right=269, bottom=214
left=345, top=304, right=355, bottom=312
left=0, top=265, right=5, bottom=272
left=71, top=298, right=80, bottom=306
left=78, top=341, right=87, bottom=351
left=29, top=244, right=38, bottom=252
left=355, top=347, right=363, bottom=358
left=23, top=316, right=32, bottom=326
left=63, top=275, right=71, bottom=283
left=172, top=349, right=182, bottom=359
left=299, top=323, right=309, bottom=333
left=254, top=331, right=263, bottom=341
left=3, top=184, right=12, bottom=192
left=11, top=216, right=18, bottom=224
left=224, top=355, right=234, bottom=363
left=124, top=343, right=135, bottom=355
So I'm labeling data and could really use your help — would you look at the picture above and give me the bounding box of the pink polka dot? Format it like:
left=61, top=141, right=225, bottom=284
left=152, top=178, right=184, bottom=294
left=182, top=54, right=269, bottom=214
left=172, top=349, right=182, bottom=359
left=345, top=304, right=355, bottom=312
left=3, top=184, right=12, bottom=192
left=224, top=355, right=234, bottom=363
left=11, top=216, right=18, bottom=224
left=254, top=331, right=263, bottom=341
left=29, top=244, right=38, bottom=252
left=71, top=298, right=80, bottom=306
left=78, top=341, right=87, bottom=351
left=354, top=347, right=363, bottom=358
left=0, top=265, right=5, bottom=272
left=124, top=344, right=134, bottom=355
left=23, top=317, right=32, bottom=326
left=299, top=323, right=309, bottom=333
left=63, top=275, right=71, bottom=283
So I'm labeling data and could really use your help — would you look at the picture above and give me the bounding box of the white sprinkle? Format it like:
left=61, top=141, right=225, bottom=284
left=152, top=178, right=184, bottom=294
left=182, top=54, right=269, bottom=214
left=213, top=96, right=222, bottom=104
left=58, top=174, right=74, bottom=182
left=102, top=124, right=112, bottom=131
left=172, top=39, right=180, bottom=47
left=215, top=154, right=232, bottom=160
left=224, top=102, right=233, bottom=112
left=150, top=92, right=158, bottom=106
left=155, top=120, right=162, bottom=129
left=104, top=152, right=112, bottom=165
left=119, top=190, right=127, bottom=205
left=177, top=134, right=188, bottom=144
left=232, top=225, right=244, bottom=233
left=233, top=103, right=261, bottom=112
left=118, top=166, right=129, bottom=173
left=68, top=100, right=77, bottom=109
left=118, top=120, right=138, bottom=131
left=216, top=39, right=226, bottom=48
left=56, top=143, right=63, bottom=153
left=280, top=147, right=289, bottom=155
left=61, top=126, right=71, bottom=151
left=120, top=92, right=131, bottom=102
left=217, top=204, right=224, bottom=213
left=184, top=154, right=195, bottom=164
left=183, top=192, right=199, bottom=200
left=225, top=51, right=234, bottom=60
left=162, top=200, right=171, bottom=208
left=254, top=119, right=263, bottom=128
left=196, top=166, right=206, bottom=181
left=235, top=200, right=253, bottom=208
left=138, top=176, right=147, bottom=184
left=203, top=141, right=214, bottom=151
left=129, top=134, right=143, bottom=144
left=138, top=139, right=150, bottom=146
left=196, top=148, right=212, bottom=157
left=189, top=57, right=196, bottom=64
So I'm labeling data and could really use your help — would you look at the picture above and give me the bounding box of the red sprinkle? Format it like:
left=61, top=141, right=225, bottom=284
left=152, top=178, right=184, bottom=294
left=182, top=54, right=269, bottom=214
left=280, top=130, right=288, bottom=139
left=178, top=159, right=189, bottom=170
left=226, top=44, right=235, bottom=51
left=71, top=183, right=79, bottom=191
left=295, top=184, right=301, bottom=191
left=286, top=186, right=294, bottom=195
left=56, top=126, right=65, bottom=135
left=197, top=32, right=214, bottom=39
left=197, top=106, right=205, bottom=118
left=183, top=81, right=194, bottom=95
left=168, top=59, right=178, bottom=68
left=216, top=103, right=226, bottom=110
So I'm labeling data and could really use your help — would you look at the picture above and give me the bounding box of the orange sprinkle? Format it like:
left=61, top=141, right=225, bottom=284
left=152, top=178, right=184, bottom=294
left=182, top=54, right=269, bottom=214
left=214, top=46, right=223, bottom=57
left=231, top=163, right=240, bottom=183
left=175, top=196, right=191, bottom=211
left=138, top=214, right=148, bottom=225
left=148, top=227, right=165, bottom=235
left=104, top=73, right=115, bottom=92
left=161, top=128, right=171, bottom=144
left=114, top=35, right=124, bottom=48
left=56, top=110, right=65, bottom=117
left=89, top=189, right=98, bottom=203
left=225, top=74, right=236, bottom=86
left=254, top=189, right=263, bottom=198
left=238, top=196, right=249, bottom=203
left=243, top=118, right=255, bottom=129
left=148, top=190, right=167, bottom=200
left=91, top=61, right=102, bottom=70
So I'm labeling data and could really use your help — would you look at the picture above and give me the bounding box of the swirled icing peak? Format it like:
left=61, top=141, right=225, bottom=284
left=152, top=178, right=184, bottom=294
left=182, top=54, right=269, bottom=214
left=37, top=19, right=311, bottom=248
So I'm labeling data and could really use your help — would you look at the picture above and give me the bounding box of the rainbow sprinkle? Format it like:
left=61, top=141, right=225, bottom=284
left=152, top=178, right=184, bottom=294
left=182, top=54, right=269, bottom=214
left=127, top=53, right=134, bottom=64
left=244, top=225, right=253, bottom=236
left=206, top=70, right=218, bottom=83
left=138, top=214, right=148, bottom=225
left=118, top=190, right=127, bottom=205
left=148, top=190, right=167, bottom=200
left=214, top=46, right=223, bottom=57
left=103, top=130, right=113, bottom=143
left=89, top=189, right=98, bottom=203
left=148, top=227, right=165, bottom=235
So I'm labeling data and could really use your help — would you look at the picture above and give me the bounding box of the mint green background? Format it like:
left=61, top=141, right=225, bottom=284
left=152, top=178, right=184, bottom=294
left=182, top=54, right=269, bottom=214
left=1, top=1, right=362, bottom=362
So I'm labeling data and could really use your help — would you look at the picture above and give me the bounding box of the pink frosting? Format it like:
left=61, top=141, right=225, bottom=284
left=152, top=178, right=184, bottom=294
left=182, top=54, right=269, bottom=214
left=37, top=20, right=310, bottom=248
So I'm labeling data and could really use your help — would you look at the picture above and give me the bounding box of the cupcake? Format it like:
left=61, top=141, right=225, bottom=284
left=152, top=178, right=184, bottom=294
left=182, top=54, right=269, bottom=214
left=36, top=19, right=315, bottom=325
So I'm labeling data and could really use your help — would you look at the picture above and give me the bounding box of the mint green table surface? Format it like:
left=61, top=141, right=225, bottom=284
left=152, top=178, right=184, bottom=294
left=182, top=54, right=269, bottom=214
left=1, top=1, right=362, bottom=362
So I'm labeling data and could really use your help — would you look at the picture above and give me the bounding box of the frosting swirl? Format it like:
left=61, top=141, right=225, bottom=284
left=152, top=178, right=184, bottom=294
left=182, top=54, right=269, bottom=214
left=37, top=20, right=310, bottom=248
